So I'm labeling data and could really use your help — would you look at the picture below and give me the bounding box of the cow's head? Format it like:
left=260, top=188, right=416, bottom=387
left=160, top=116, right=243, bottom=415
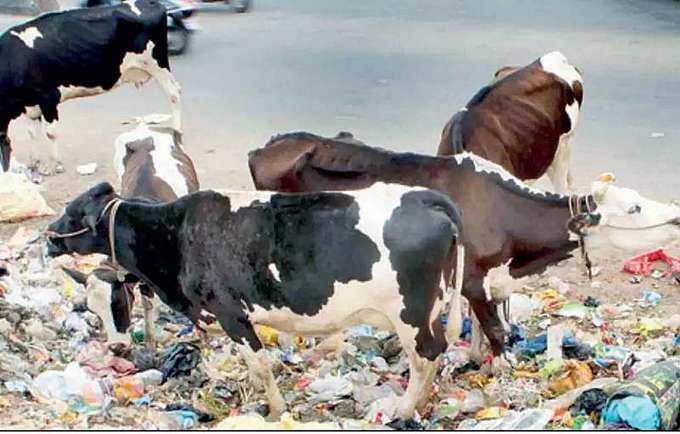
left=0, top=131, right=11, bottom=172
left=568, top=173, right=680, bottom=252
left=46, top=182, right=119, bottom=257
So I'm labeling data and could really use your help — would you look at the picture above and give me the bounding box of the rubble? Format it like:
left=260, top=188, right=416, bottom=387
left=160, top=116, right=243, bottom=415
left=1, top=223, right=679, bottom=429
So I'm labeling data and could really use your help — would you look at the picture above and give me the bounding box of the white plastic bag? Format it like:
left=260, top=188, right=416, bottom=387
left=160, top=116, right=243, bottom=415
left=0, top=172, right=54, bottom=222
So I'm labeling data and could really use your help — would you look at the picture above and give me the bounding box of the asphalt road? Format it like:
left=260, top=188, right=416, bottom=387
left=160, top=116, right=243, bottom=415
left=1, top=0, right=679, bottom=207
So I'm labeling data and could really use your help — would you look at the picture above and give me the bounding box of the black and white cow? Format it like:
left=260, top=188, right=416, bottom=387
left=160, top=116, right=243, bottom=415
left=46, top=182, right=466, bottom=419
left=0, top=0, right=181, bottom=174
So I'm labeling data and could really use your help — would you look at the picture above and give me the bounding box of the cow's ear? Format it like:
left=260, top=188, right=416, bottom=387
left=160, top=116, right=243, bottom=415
left=90, top=182, right=115, bottom=199
left=125, top=137, right=154, bottom=154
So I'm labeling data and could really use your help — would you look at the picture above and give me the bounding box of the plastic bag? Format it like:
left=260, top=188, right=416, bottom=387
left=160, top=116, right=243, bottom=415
left=469, top=409, right=553, bottom=430
left=158, top=342, right=201, bottom=379
left=549, top=360, right=593, bottom=396
left=0, top=172, right=55, bottom=222
left=623, top=249, right=680, bottom=278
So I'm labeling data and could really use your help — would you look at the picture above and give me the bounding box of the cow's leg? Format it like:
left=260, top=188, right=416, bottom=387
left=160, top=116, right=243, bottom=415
left=546, top=134, right=573, bottom=194
left=218, top=311, right=285, bottom=419
left=140, top=290, right=157, bottom=349
left=86, top=278, right=131, bottom=345
left=237, top=342, right=286, bottom=420
left=37, top=92, right=63, bottom=175
left=395, top=341, right=438, bottom=419
left=469, top=312, right=485, bottom=364
left=497, top=301, right=511, bottom=333
left=468, top=279, right=509, bottom=375
left=387, top=296, right=444, bottom=419
left=145, top=66, right=182, bottom=132
left=42, top=119, right=64, bottom=175
left=24, top=107, right=43, bottom=168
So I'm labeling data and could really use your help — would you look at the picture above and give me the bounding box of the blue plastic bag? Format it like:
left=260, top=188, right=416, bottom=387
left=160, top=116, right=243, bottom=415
left=602, top=395, right=661, bottom=430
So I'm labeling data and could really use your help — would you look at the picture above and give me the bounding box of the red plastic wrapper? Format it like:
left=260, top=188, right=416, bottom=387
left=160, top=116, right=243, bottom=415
left=622, top=249, right=680, bottom=278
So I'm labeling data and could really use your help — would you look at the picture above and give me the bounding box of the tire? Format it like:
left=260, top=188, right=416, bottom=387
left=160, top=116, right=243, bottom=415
left=230, top=0, right=251, bottom=13
left=168, top=27, right=189, bottom=56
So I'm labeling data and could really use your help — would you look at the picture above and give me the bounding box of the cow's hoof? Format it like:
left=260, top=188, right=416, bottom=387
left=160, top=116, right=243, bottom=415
left=491, top=355, right=512, bottom=376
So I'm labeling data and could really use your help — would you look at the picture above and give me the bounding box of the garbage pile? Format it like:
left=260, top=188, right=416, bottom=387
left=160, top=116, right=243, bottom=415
left=1, top=223, right=679, bottom=429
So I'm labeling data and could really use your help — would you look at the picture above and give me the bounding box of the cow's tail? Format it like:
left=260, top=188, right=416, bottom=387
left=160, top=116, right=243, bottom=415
left=445, top=242, right=465, bottom=345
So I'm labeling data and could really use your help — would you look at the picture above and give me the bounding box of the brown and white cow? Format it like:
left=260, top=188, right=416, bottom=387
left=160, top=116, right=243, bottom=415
left=248, top=132, right=680, bottom=371
left=61, top=116, right=199, bottom=347
left=437, top=51, right=583, bottom=194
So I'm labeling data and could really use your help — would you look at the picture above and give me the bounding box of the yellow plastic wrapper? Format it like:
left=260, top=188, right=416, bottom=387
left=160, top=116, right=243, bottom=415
left=549, top=360, right=593, bottom=395
left=475, top=406, right=508, bottom=420
left=633, top=318, right=664, bottom=337
left=255, top=325, right=279, bottom=347
left=533, top=289, right=566, bottom=312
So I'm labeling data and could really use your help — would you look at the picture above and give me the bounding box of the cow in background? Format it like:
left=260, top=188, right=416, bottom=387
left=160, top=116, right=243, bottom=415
left=437, top=51, right=583, bottom=194
left=0, top=0, right=181, bottom=174
left=59, top=114, right=198, bottom=347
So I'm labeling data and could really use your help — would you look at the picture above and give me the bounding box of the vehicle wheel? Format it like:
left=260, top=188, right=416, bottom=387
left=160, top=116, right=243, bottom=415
left=168, top=27, right=189, bottom=55
left=230, top=0, right=251, bottom=13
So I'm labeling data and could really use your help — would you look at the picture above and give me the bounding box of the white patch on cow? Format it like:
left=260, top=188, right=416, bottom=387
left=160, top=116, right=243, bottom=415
left=453, top=152, right=567, bottom=200
left=244, top=183, right=426, bottom=347
left=539, top=51, right=582, bottom=89
left=58, top=85, right=107, bottom=103
left=124, top=0, right=142, bottom=16
left=485, top=261, right=527, bottom=303
left=149, top=132, right=189, bottom=197
left=118, top=41, right=155, bottom=86
left=115, top=122, right=189, bottom=196
left=116, top=40, right=182, bottom=131
left=10, top=27, right=43, bottom=48
left=86, top=275, right=131, bottom=345
left=268, top=263, right=281, bottom=282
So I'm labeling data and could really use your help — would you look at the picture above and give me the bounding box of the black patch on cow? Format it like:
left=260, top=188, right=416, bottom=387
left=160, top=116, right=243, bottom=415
left=267, top=193, right=380, bottom=313
left=383, top=190, right=461, bottom=361
left=175, top=191, right=380, bottom=350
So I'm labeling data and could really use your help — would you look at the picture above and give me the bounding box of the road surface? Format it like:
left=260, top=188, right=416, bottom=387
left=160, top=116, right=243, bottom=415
left=1, top=0, right=678, bottom=208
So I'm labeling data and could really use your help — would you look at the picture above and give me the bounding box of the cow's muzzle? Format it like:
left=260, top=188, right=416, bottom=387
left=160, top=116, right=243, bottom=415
left=45, top=237, right=66, bottom=257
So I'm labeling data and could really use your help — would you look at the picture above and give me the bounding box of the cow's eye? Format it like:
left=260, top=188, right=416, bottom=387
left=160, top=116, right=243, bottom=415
left=627, top=205, right=641, bottom=214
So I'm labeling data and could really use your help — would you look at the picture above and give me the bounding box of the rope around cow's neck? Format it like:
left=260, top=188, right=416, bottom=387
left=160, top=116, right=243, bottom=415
left=106, top=199, right=126, bottom=282
left=603, top=217, right=680, bottom=231
left=568, top=194, right=593, bottom=280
